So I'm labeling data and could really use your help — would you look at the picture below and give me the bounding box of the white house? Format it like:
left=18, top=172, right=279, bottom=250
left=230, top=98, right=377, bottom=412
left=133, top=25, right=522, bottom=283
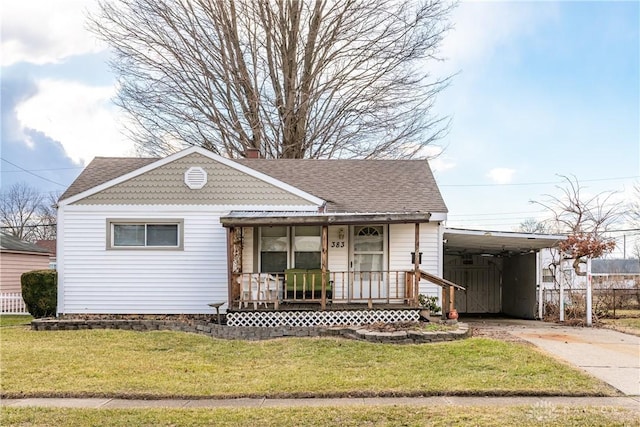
left=57, top=146, right=563, bottom=323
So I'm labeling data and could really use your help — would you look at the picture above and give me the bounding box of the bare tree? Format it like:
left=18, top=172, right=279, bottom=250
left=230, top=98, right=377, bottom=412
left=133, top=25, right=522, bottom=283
left=0, top=183, right=57, bottom=242
left=90, top=0, right=454, bottom=159
left=517, top=218, right=551, bottom=234
left=30, top=192, right=58, bottom=242
left=533, top=175, right=620, bottom=276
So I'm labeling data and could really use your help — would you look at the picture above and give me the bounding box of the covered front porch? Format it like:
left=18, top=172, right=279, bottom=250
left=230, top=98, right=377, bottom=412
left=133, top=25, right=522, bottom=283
left=220, top=211, right=464, bottom=325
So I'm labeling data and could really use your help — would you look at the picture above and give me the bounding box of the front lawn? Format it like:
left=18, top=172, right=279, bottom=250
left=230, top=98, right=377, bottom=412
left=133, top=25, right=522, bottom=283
left=0, top=326, right=615, bottom=398
left=2, top=405, right=637, bottom=427
left=601, top=317, right=640, bottom=335
left=0, top=315, right=32, bottom=328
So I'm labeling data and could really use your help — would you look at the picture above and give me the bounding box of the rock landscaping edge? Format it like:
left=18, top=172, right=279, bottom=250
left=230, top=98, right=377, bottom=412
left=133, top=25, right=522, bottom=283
left=31, top=318, right=471, bottom=344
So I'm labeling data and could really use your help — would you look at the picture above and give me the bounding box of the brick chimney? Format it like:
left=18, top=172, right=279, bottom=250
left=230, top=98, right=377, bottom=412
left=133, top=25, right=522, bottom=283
left=244, top=148, right=260, bottom=158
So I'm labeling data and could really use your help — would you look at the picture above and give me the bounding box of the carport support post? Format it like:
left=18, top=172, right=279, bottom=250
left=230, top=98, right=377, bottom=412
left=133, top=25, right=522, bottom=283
left=586, top=257, right=593, bottom=326
left=559, top=253, right=565, bottom=322
left=537, top=251, right=543, bottom=319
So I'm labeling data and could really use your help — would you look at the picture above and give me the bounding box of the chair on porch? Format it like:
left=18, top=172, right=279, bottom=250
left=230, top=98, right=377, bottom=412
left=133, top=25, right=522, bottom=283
left=242, top=274, right=282, bottom=309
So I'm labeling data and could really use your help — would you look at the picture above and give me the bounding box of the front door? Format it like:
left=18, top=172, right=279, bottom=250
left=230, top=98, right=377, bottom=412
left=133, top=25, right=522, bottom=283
left=351, top=225, right=387, bottom=301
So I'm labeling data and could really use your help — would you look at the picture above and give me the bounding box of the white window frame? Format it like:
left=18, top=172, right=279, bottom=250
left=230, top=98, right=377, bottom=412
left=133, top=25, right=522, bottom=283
left=106, top=219, right=184, bottom=250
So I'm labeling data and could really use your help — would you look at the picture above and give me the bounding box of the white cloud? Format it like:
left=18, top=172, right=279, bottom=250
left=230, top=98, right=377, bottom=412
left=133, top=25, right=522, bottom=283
left=487, top=168, right=516, bottom=184
left=15, top=79, right=135, bottom=164
left=1, top=0, right=106, bottom=66
left=437, top=2, right=559, bottom=73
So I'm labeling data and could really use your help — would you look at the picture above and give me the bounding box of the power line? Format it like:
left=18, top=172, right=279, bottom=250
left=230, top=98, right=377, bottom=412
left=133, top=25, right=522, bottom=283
left=0, top=158, right=67, bottom=187
left=448, top=210, right=546, bottom=217
left=440, top=175, right=639, bottom=188
left=2, top=166, right=83, bottom=173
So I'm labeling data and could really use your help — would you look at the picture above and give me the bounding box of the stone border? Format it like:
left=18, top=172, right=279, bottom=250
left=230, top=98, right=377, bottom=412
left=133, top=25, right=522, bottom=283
left=31, top=318, right=471, bottom=344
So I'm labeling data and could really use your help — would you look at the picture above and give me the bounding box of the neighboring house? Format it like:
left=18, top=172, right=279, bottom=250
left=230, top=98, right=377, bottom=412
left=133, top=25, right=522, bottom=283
left=539, top=249, right=639, bottom=289
left=57, top=146, right=562, bottom=321
left=1, top=232, right=52, bottom=293
left=592, top=259, right=640, bottom=288
left=35, top=240, right=57, bottom=270
left=1, top=232, right=52, bottom=313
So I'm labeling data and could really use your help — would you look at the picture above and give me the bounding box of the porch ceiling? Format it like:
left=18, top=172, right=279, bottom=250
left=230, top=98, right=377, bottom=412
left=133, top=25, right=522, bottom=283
left=220, top=211, right=431, bottom=227
left=444, top=227, right=566, bottom=256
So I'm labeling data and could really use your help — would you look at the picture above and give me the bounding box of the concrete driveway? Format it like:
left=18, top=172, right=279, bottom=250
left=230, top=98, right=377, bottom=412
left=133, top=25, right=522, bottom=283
left=466, top=318, right=640, bottom=396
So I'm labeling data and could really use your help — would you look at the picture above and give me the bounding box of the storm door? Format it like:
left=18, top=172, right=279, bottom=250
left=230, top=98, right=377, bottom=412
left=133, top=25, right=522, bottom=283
left=351, top=225, right=387, bottom=301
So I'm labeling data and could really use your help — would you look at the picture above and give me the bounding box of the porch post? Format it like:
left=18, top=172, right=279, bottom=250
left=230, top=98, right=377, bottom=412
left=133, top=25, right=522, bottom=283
left=226, top=227, right=235, bottom=309
left=442, top=286, right=450, bottom=321
left=449, top=285, right=455, bottom=313
left=321, top=224, right=328, bottom=310
left=414, top=223, right=420, bottom=306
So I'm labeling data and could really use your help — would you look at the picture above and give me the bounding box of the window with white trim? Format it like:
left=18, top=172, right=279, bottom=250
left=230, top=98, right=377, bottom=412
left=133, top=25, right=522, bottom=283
left=107, top=220, right=183, bottom=249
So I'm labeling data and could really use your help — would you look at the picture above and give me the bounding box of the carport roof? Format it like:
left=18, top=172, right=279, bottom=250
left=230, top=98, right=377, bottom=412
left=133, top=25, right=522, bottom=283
left=444, top=227, right=566, bottom=256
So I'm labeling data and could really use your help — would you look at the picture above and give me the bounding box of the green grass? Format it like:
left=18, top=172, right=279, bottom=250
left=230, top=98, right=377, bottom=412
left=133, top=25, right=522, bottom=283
left=0, top=315, right=32, bottom=328
left=0, top=326, right=614, bottom=398
left=2, top=405, right=636, bottom=427
left=601, top=317, right=640, bottom=333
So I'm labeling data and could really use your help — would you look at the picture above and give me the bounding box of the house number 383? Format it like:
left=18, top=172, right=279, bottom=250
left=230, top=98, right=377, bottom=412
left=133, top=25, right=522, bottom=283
left=331, top=241, right=345, bottom=248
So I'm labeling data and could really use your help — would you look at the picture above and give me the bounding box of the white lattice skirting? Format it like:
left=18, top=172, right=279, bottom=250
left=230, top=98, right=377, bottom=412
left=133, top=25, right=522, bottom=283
left=227, top=309, right=420, bottom=327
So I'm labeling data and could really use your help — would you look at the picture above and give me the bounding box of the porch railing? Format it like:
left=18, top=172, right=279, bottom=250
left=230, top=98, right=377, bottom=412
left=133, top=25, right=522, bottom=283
left=231, top=271, right=417, bottom=309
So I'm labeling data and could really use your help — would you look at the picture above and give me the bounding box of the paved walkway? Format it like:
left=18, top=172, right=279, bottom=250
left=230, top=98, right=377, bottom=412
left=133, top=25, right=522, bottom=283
left=467, top=318, right=640, bottom=396
left=2, top=396, right=639, bottom=411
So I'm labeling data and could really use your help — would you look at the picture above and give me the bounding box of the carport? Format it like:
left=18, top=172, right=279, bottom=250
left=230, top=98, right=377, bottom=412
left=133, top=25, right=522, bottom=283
left=443, top=228, right=565, bottom=319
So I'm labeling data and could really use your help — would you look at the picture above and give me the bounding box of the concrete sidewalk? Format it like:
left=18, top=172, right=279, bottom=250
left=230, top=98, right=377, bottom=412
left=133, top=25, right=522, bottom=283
left=467, top=318, right=640, bottom=396
left=2, top=396, right=640, bottom=412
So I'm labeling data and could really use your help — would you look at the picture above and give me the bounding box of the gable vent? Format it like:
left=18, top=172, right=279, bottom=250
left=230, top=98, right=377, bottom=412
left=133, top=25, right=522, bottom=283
left=184, top=167, right=207, bottom=189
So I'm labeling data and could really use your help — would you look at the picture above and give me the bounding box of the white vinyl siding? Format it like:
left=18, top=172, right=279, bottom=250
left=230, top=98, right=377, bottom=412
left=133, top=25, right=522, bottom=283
left=242, top=227, right=254, bottom=271
left=58, top=206, right=228, bottom=314
left=388, top=223, right=441, bottom=299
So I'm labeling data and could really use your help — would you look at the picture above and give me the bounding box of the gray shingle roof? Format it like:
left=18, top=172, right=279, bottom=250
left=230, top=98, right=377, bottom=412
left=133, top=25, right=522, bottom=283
left=0, top=232, right=52, bottom=254
left=235, top=159, right=447, bottom=213
left=59, top=157, right=158, bottom=201
left=592, top=259, right=640, bottom=275
left=60, top=155, right=448, bottom=214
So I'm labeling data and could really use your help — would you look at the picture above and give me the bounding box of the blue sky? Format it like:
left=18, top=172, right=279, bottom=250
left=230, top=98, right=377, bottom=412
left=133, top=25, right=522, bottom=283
left=1, top=1, right=639, bottom=252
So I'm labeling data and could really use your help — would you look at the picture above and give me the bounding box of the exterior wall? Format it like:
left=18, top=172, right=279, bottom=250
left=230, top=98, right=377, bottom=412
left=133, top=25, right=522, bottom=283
left=502, top=253, right=537, bottom=319
left=58, top=205, right=235, bottom=314
left=75, top=152, right=315, bottom=207
left=444, top=254, right=502, bottom=314
left=389, top=223, right=441, bottom=301
left=241, top=227, right=254, bottom=272
left=0, top=252, right=51, bottom=293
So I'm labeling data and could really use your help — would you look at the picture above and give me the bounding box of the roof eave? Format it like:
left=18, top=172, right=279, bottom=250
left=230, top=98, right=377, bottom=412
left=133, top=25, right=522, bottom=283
left=220, top=212, right=433, bottom=227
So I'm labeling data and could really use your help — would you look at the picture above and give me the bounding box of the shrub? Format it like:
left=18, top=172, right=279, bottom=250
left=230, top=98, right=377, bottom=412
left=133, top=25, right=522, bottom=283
left=418, top=294, right=441, bottom=313
left=21, top=270, right=57, bottom=318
